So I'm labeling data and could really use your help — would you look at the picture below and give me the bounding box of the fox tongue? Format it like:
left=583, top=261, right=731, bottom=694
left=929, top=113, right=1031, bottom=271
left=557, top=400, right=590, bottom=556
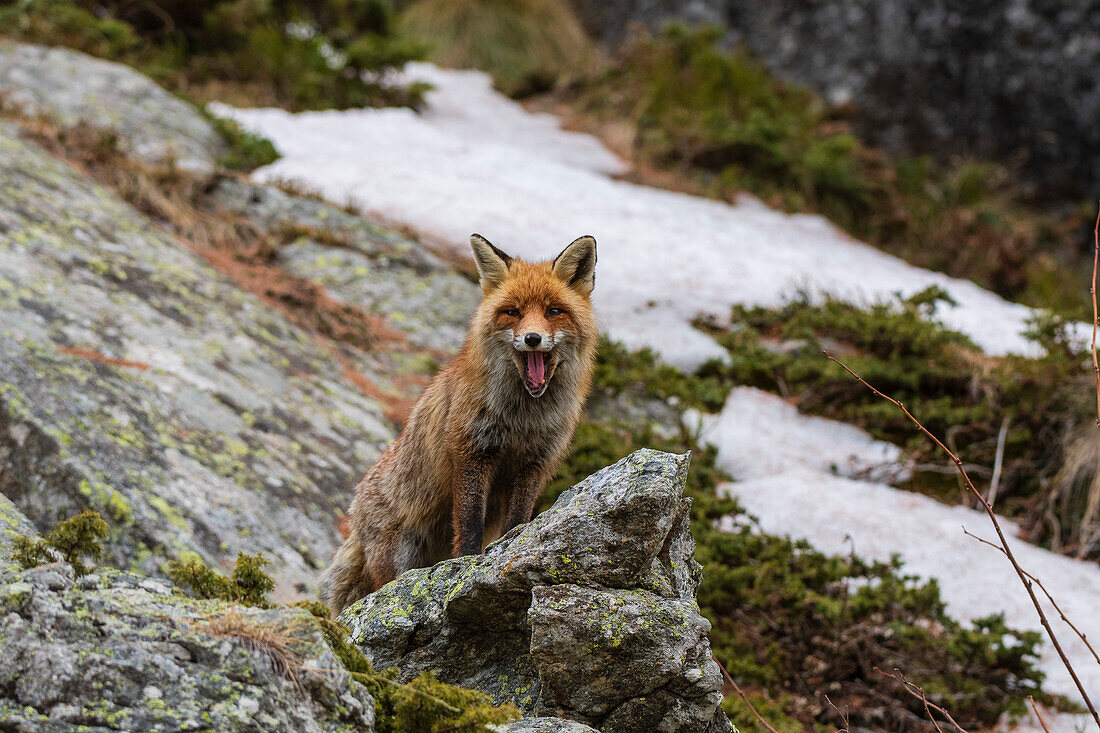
left=525, top=351, right=546, bottom=389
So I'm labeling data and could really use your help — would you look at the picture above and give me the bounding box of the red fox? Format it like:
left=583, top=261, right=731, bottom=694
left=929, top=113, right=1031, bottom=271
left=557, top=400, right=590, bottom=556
left=322, top=233, right=599, bottom=613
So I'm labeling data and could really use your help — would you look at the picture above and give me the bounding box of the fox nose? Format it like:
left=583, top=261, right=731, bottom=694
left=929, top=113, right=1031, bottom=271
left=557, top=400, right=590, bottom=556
left=524, top=333, right=542, bottom=348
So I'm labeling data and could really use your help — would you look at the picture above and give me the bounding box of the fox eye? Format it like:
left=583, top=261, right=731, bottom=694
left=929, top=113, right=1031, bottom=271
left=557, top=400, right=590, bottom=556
left=502, top=308, right=520, bottom=318
left=546, top=307, right=563, bottom=317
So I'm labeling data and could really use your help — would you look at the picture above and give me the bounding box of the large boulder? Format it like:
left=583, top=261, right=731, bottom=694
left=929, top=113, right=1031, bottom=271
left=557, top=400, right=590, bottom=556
left=0, top=42, right=226, bottom=173
left=0, top=41, right=479, bottom=601
left=0, top=500, right=376, bottom=731
left=340, top=449, right=733, bottom=733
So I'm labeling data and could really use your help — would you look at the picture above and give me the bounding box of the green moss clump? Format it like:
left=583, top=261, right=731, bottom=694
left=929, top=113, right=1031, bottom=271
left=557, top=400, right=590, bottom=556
left=385, top=671, right=520, bottom=732
left=207, top=114, right=279, bottom=172
left=11, top=509, right=108, bottom=576
left=295, top=602, right=520, bottom=732
left=167, top=552, right=275, bottom=608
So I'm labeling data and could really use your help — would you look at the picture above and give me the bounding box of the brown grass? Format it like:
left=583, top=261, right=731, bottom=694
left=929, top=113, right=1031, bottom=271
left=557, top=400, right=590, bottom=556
left=338, top=355, right=415, bottom=427
left=400, top=0, right=598, bottom=97
left=10, top=113, right=413, bottom=368
left=1046, top=427, right=1100, bottom=557
left=58, top=347, right=150, bottom=370
left=200, top=607, right=303, bottom=685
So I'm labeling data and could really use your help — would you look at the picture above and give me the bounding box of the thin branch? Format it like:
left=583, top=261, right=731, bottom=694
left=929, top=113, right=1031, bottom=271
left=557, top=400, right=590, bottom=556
left=1092, top=201, right=1100, bottom=428
left=716, top=659, right=781, bottom=733
left=825, top=352, right=1100, bottom=730
left=1029, top=695, right=1053, bottom=733
left=962, top=526, right=1100, bottom=666
left=874, top=667, right=967, bottom=733
left=824, top=694, right=850, bottom=733
left=987, top=415, right=1009, bottom=507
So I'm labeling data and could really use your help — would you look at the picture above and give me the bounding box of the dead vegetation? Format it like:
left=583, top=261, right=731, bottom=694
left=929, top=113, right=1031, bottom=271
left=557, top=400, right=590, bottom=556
left=199, top=606, right=304, bottom=686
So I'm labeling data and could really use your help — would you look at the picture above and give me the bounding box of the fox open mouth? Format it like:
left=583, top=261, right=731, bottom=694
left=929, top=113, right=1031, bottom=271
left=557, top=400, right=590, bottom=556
left=517, top=350, right=557, bottom=397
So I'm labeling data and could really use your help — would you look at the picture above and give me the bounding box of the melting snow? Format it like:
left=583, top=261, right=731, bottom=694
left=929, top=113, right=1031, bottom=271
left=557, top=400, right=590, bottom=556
left=699, top=388, right=1100, bottom=720
left=213, top=63, right=1085, bottom=370
left=219, top=64, right=1100, bottom=727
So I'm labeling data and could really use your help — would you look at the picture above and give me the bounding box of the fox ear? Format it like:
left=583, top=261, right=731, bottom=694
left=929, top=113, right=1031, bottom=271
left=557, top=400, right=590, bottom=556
left=469, top=234, right=512, bottom=292
left=552, top=235, right=597, bottom=295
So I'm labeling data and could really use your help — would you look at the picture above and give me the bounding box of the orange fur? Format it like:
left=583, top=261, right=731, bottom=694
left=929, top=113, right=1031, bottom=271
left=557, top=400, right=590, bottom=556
left=321, top=234, right=599, bottom=613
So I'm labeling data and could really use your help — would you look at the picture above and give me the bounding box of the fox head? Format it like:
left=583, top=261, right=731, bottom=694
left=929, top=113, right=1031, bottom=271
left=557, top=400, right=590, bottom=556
left=468, top=233, right=599, bottom=399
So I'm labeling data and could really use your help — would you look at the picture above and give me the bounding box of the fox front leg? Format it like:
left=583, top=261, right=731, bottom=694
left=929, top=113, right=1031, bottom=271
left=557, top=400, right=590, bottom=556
left=452, top=454, right=492, bottom=557
left=502, top=463, right=553, bottom=534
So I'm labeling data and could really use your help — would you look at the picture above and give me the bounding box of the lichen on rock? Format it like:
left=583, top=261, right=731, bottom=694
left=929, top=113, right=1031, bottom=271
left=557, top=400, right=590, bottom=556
left=0, top=121, right=399, bottom=598
left=0, top=41, right=226, bottom=173
left=0, top=500, right=375, bottom=731
left=340, top=449, right=733, bottom=733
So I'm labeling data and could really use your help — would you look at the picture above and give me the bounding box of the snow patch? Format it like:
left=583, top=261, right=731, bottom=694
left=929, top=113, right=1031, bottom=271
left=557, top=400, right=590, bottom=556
left=708, top=388, right=1100, bottom=724
left=217, top=64, right=1084, bottom=369
left=694, top=387, right=906, bottom=482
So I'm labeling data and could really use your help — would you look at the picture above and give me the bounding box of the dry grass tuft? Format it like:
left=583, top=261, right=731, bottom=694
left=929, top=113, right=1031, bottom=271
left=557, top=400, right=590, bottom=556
left=1046, top=427, right=1100, bottom=557
left=200, top=607, right=304, bottom=686
left=400, top=0, right=598, bottom=97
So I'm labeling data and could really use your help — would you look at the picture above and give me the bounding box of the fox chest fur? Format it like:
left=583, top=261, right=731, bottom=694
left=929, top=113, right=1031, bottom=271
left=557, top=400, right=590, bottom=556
left=321, top=233, right=599, bottom=614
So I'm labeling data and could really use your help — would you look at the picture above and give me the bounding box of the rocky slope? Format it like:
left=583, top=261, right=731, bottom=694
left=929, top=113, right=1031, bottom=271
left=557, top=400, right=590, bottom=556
left=0, top=42, right=727, bottom=732
left=0, top=494, right=378, bottom=731
left=0, top=41, right=226, bottom=173
left=0, top=43, right=480, bottom=601
left=568, top=0, right=1100, bottom=199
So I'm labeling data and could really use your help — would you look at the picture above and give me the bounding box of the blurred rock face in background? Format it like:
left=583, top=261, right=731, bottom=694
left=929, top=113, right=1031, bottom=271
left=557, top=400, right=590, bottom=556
left=569, top=0, right=1100, bottom=201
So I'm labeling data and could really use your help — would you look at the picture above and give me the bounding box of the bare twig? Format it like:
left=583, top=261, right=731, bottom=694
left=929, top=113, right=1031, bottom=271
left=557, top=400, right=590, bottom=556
left=1092, top=202, right=1100, bottom=428
left=716, top=659, right=781, bottom=733
left=963, top=526, right=1100, bottom=666
left=826, top=352, right=1100, bottom=729
left=874, top=668, right=967, bottom=733
left=824, top=695, right=850, bottom=733
left=1029, top=695, right=1053, bottom=733
left=987, top=414, right=1009, bottom=507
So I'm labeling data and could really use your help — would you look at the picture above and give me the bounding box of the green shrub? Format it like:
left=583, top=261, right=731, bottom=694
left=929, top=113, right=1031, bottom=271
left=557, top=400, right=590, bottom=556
left=168, top=551, right=275, bottom=608
left=0, top=0, right=139, bottom=58
left=591, top=336, right=729, bottom=412
left=539, top=339, right=1063, bottom=731
left=399, top=0, right=596, bottom=97
left=693, top=294, right=1092, bottom=534
left=1, top=0, right=427, bottom=111
left=11, top=509, right=108, bottom=576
